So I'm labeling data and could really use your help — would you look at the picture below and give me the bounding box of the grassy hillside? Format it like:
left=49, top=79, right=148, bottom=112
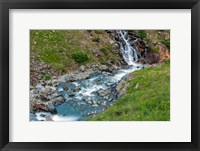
left=89, top=62, right=170, bottom=121
left=30, top=30, right=121, bottom=73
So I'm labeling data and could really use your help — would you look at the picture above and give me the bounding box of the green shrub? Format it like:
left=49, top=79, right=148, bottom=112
left=92, top=35, right=100, bottom=42
left=137, top=30, right=147, bottom=39
left=42, top=73, right=52, bottom=80
left=72, top=51, right=89, bottom=64
left=99, top=58, right=108, bottom=65
left=149, top=45, right=159, bottom=52
left=160, top=39, right=170, bottom=50
left=100, top=45, right=111, bottom=55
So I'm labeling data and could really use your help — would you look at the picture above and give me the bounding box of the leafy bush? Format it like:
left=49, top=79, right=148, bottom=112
left=160, top=39, right=170, bottom=50
left=100, top=45, right=111, bottom=55
left=72, top=51, right=89, bottom=64
left=92, top=35, right=100, bottom=42
left=137, top=30, right=147, bottom=39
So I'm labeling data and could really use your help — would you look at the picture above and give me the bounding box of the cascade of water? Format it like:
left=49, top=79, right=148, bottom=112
left=117, top=30, right=139, bottom=66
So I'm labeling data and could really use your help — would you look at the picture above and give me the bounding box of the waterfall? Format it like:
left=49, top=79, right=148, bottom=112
left=117, top=30, right=139, bottom=66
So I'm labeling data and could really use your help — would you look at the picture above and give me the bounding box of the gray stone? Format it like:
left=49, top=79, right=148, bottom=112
left=116, top=80, right=128, bottom=98
left=112, top=43, right=119, bottom=50
left=79, top=65, right=85, bottom=72
left=99, top=65, right=108, bottom=71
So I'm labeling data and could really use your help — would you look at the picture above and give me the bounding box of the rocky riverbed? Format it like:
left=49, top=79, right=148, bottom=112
left=30, top=63, right=144, bottom=121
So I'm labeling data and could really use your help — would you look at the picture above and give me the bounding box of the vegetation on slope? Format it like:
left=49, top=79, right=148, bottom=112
left=142, top=30, right=170, bottom=52
left=30, top=30, right=122, bottom=86
left=90, top=62, right=170, bottom=121
left=30, top=30, right=121, bottom=73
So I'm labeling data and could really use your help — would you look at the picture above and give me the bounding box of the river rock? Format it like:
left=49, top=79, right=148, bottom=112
left=98, top=65, right=108, bottom=71
left=34, top=83, right=43, bottom=93
left=116, top=80, right=128, bottom=98
left=58, top=69, right=95, bottom=82
left=112, top=43, right=120, bottom=52
left=109, top=39, right=115, bottom=44
left=33, top=103, right=49, bottom=112
left=79, top=65, right=85, bottom=72
left=49, top=96, right=64, bottom=106
left=47, top=102, right=57, bottom=114
left=46, top=116, right=53, bottom=121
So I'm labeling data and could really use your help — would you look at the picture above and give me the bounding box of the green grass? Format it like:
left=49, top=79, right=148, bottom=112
left=99, top=45, right=111, bottom=55
left=89, top=63, right=170, bottom=121
left=92, top=35, right=100, bottom=42
left=30, top=30, right=121, bottom=72
left=30, top=30, right=90, bottom=71
left=42, top=73, right=52, bottom=80
left=137, top=30, right=147, bottom=39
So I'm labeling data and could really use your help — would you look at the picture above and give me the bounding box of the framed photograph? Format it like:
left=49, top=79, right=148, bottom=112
left=0, top=0, right=200, bottom=151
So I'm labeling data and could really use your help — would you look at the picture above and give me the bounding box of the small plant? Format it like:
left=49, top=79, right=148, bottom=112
left=92, top=35, right=100, bottom=42
left=72, top=50, right=89, bottom=64
left=137, top=30, right=147, bottom=39
left=144, top=37, right=151, bottom=44
left=42, top=73, right=52, bottom=80
left=99, top=45, right=111, bottom=55
left=99, top=58, right=108, bottom=65
left=149, top=45, right=159, bottom=52
left=160, top=39, right=170, bottom=50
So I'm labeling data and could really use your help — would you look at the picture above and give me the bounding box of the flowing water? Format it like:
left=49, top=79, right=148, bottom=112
left=31, top=30, right=143, bottom=121
left=117, top=30, right=139, bottom=66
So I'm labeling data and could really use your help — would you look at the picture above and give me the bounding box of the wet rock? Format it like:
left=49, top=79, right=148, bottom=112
left=30, top=113, right=37, bottom=121
left=49, top=96, right=65, bottom=106
left=109, top=65, right=119, bottom=71
left=45, top=86, right=56, bottom=94
left=40, top=95, right=48, bottom=102
left=46, top=116, right=53, bottom=121
left=47, top=102, right=57, bottom=114
left=34, top=83, right=43, bottom=93
left=40, top=114, right=46, bottom=117
left=33, top=103, right=49, bottom=112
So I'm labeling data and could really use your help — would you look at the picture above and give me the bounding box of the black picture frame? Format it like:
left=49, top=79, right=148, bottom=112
left=0, top=0, right=200, bottom=151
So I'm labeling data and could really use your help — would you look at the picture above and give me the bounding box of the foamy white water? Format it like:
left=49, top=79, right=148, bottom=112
left=35, top=112, right=79, bottom=121
left=117, top=30, right=139, bottom=66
